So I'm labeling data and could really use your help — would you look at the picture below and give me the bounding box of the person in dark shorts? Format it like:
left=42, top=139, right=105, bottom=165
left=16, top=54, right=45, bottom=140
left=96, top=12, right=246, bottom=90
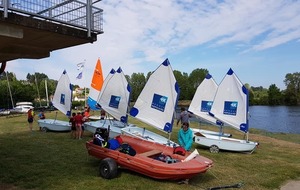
left=69, top=112, right=76, bottom=139
left=27, top=108, right=34, bottom=131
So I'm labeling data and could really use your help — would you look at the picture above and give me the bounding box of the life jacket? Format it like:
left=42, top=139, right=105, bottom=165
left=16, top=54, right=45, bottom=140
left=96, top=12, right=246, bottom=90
left=119, top=143, right=136, bottom=156
left=173, top=146, right=186, bottom=156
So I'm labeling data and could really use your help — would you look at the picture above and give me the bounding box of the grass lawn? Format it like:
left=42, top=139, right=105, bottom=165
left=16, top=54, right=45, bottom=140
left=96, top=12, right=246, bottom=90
left=0, top=111, right=299, bottom=190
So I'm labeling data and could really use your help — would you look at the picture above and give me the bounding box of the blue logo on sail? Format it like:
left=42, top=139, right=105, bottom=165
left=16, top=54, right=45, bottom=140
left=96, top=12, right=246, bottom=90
left=60, top=94, right=65, bottom=105
left=109, top=95, right=121, bottom=109
left=223, top=101, right=238, bottom=115
left=151, top=94, right=168, bottom=112
left=201, top=100, right=213, bottom=112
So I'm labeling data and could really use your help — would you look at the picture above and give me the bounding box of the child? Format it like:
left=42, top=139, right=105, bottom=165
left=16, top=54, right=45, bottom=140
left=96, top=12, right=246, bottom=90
left=69, top=113, right=76, bottom=139
left=74, top=112, right=83, bottom=139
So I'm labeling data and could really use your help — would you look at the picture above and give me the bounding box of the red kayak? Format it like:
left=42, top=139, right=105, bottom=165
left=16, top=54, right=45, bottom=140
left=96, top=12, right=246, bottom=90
left=86, top=134, right=213, bottom=180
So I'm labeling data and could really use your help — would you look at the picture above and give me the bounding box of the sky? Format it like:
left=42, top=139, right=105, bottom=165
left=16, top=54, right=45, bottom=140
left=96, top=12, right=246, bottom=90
left=5, top=0, right=300, bottom=90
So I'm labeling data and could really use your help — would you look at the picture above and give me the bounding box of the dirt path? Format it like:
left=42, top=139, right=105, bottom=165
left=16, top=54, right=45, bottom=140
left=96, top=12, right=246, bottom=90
left=280, top=180, right=300, bottom=190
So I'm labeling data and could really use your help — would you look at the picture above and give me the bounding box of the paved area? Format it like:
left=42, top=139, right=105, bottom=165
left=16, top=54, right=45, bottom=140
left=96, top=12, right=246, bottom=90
left=280, top=180, right=300, bottom=190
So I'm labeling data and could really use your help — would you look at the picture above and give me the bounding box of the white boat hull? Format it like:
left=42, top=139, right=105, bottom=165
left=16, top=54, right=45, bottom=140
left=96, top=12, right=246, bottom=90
left=84, top=119, right=129, bottom=139
left=194, top=133, right=258, bottom=153
left=88, top=115, right=101, bottom=121
left=191, top=128, right=232, bottom=138
left=0, top=110, right=10, bottom=116
left=38, top=119, right=71, bottom=132
left=121, top=126, right=178, bottom=147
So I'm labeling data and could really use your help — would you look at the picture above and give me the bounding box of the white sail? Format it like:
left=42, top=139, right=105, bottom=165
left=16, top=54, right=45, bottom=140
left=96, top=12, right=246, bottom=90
left=97, top=67, right=131, bottom=123
left=130, top=59, right=179, bottom=133
left=209, top=68, right=249, bottom=133
left=188, top=73, right=218, bottom=125
left=52, top=70, right=73, bottom=117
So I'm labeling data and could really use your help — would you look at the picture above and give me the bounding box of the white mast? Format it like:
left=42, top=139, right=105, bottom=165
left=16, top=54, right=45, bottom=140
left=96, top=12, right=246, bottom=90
left=5, top=71, right=14, bottom=109
left=34, top=73, right=42, bottom=107
left=45, top=79, right=49, bottom=107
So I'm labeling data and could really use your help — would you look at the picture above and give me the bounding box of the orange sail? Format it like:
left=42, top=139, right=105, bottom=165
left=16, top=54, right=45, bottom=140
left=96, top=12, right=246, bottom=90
left=88, top=58, right=104, bottom=110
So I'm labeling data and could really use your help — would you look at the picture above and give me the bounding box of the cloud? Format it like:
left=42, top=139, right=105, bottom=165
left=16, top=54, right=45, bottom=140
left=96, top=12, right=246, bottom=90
left=6, top=0, right=300, bottom=89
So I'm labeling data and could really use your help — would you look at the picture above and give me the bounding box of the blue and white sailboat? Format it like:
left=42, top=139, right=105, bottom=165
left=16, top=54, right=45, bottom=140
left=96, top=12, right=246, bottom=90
left=37, top=70, right=72, bottom=132
left=188, top=73, right=231, bottom=137
left=121, top=59, right=178, bottom=147
left=193, top=68, right=258, bottom=153
left=84, top=67, right=133, bottom=138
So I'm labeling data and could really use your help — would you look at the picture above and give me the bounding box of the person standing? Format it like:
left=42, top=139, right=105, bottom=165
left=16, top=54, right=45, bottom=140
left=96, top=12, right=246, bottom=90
left=74, top=112, right=83, bottom=139
left=27, top=108, right=34, bottom=131
left=176, top=107, right=192, bottom=126
left=100, top=109, right=106, bottom=120
left=69, top=112, right=76, bottom=139
left=83, top=106, right=90, bottom=122
left=178, top=122, right=193, bottom=151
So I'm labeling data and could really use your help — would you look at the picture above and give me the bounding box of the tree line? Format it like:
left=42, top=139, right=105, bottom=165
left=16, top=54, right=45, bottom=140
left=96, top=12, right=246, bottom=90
left=0, top=69, right=300, bottom=109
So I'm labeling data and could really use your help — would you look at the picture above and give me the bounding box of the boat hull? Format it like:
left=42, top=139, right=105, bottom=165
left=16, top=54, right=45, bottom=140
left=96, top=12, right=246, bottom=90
left=121, top=126, right=178, bottom=147
left=194, top=134, right=258, bottom=153
left=86, top=135, right=213, bottom=180
left=84, top=120, right=128, bottom=138
left=38, top=119, right=71, bottom=132
left=191, top=128, right=232, bottom=138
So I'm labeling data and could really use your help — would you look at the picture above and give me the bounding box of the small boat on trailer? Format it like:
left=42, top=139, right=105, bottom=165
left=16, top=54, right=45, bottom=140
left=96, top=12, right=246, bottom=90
left=86, top=134, right=213, bottom=180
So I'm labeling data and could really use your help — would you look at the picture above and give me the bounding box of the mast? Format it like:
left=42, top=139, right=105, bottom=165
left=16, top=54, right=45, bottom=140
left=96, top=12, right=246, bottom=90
left=45, top=79, right=49, bottom=107
left=34, top=73, right=42, bottom=107
left=5, top=71, right=14, bottom=109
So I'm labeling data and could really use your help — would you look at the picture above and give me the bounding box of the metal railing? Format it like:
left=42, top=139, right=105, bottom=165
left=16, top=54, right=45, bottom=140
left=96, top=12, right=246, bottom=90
left=0, top=0, right=103, bottom=36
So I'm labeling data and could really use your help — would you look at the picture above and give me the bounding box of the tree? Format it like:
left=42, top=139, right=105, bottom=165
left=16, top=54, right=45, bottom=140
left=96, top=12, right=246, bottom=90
left=268, top=84, right=282, bottom=105
left=174, top=70, right=190, bottom=100
left=284, top=72, right=300, bottom=105
left=188, top=68, right=209, bottom=100
left=129, top=73, right=146, bottom=102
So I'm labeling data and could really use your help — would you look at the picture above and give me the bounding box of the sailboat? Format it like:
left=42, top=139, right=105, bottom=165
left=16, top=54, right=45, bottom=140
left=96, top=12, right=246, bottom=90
left=37, top=70, right=72, bottom=132
left=84, top=67, right=134, bottom=138
left=193, top=68, right=258, bottom=153
left=188, top=73, right=231, bottom=137
left=121, top=59, right=178, bottom=147
left=86, top=59, right=213, bottom=181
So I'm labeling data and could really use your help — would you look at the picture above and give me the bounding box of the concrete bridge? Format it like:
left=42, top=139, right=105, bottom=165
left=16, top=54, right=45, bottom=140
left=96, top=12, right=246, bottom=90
left=0, top=0, right=103, bottom=73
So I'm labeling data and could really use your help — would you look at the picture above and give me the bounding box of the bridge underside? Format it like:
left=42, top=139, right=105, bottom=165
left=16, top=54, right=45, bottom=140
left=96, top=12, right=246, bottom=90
left=0, top=11, right=98, bottom=63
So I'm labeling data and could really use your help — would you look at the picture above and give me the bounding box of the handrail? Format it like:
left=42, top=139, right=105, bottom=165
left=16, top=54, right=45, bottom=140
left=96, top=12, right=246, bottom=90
left=0, top=0, right=103, bottom=35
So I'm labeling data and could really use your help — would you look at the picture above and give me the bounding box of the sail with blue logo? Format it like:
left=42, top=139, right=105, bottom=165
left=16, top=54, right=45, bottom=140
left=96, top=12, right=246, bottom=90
left=52, top=70, right=73, bottom=117
left=188, top=73, right=218, bottom=125
left=209, top=68, right=249, bottom=133
left=130, top=58, right=180, bottom=133
left=97, top=67, right=131, bottom=123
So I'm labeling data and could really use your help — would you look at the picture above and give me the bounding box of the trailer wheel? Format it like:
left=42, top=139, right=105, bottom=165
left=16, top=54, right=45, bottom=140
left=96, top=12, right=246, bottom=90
left=41, top=127, right=48, bottom=132
left=209, top=145, right=219, bottom=153
left=99, top=158, right=118, bottom=179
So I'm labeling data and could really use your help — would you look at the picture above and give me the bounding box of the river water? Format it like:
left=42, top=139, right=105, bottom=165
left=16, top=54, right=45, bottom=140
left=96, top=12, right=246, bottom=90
left=249, top=106, right=300, bottom=134
left=178, top=106, right=300, bottom=134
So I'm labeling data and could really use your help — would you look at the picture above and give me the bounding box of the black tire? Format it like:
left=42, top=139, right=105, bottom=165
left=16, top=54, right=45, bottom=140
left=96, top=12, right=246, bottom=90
left=209, top=145, right=220, bottom=153
left=41, top=127, right=48, bottom=132
left=99, top=158, right=118, bottom=179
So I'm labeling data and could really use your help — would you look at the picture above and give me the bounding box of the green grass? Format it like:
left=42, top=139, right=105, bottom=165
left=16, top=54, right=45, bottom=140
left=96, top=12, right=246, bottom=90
left=0, top=111, right=300, bottom=190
